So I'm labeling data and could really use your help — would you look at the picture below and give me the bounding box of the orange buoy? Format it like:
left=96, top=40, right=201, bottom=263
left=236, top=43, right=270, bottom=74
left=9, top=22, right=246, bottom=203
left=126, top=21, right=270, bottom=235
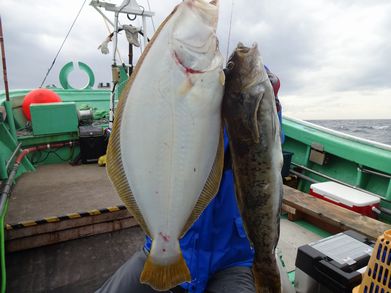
left=22, top=88, right=62, bottom=120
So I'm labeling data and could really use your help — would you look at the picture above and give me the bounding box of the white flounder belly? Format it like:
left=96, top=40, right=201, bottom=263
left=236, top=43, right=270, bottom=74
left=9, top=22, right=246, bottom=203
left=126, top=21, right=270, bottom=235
left=119, top=14, right=223, bottom=242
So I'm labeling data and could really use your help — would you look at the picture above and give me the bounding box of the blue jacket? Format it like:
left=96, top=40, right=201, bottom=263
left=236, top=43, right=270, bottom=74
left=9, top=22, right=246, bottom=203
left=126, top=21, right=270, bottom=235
left=144, top=133, right=254, bottom=293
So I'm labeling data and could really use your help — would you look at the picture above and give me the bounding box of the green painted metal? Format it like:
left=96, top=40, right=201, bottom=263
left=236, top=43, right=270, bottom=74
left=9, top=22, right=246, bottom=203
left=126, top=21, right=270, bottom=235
left=283, top=117, right=391, bottom=174
left=0, top=122, right=35, bottom=180
left=282, top=116, right=391, bottom=221
left=30, top=102, right=78, bottom=135
left=0, top=154, right=6, bottom=180
left=0, top=200, right=8, bottom=293
left=18, top=133, right=79, bottom=148
left=288, top=271, right=295, bottom=285
left=59, top=61, right=95, bottom=90
left=281, top=214, right=332, bottom=238
left=3, top=101, right=16, bottom=142
left=115, top=65, right=130, bottom=99
left=26, top=144, right=80, bottom=166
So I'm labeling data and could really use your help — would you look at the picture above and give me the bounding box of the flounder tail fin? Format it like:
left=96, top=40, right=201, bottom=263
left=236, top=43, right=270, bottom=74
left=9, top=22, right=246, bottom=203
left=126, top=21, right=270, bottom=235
left=140, top=251, right=191, bottom=291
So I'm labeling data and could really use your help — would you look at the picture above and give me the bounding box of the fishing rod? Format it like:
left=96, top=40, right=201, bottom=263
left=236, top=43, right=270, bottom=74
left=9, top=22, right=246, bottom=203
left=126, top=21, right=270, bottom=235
left=39, top=0, right=87, bottom=88
left=0, top=15, right=10, bottom=102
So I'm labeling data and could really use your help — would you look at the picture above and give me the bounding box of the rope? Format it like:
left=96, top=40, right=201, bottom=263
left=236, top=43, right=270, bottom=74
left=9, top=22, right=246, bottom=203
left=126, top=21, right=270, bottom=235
left=226, top=0, right=235, bottom=61
left=39, top=0, right=87, bottom=88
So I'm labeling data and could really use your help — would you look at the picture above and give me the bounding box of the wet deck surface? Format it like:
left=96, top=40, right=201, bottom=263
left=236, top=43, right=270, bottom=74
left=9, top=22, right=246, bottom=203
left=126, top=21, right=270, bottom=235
left=7, top=164, right=122, bottom=224
left=7, top=226, right=145, bottom=293
left=6, top=221, right=317, bottom=292
left=278, top=218, right=323, bottom=272
left=5, top=163, right=323, bottom=292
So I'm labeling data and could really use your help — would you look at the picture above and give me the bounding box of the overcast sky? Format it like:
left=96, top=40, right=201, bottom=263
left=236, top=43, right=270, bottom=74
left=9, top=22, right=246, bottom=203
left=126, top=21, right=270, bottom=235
left=1, top=0, right=391, bottom=119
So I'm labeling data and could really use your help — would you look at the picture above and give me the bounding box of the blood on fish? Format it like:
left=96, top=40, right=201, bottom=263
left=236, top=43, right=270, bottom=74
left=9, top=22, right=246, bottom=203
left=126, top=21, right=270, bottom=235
left=173, top=51, right=204, bottom=75
left=159, top=232, right=170, bottom=242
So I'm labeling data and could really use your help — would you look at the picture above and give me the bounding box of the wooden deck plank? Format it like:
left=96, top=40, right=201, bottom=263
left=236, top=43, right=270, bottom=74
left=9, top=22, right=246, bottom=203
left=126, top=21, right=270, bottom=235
left=283, top=185, right=391, bottom=240
left=6, top=217, right=139, bottom=252
left=6, top=210, right=132, bottom=240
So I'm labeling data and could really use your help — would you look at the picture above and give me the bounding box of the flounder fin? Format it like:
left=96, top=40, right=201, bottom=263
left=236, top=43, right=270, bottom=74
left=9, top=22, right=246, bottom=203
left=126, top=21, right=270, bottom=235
left=180, top=128, right=224, bottom=237
left=140, top=251, right=191, bottom=291
left=106, top=118, right=152, bottom=237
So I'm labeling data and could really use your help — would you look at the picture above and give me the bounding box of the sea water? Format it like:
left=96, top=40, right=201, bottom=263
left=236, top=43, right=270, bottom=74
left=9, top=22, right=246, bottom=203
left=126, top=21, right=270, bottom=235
left=307, top=119, right=391, bottom=146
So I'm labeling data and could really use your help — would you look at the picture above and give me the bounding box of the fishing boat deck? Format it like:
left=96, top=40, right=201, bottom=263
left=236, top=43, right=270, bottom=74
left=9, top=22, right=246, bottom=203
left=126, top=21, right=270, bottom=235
left=6, top=163, right=390, bottom=292
left=5, top=220, right=321, bottom=293
left=7, top=164, right=121, bottom=224
left=6, top=226, right=145, bottom=293
left=5, top=163, right=325, bottom=292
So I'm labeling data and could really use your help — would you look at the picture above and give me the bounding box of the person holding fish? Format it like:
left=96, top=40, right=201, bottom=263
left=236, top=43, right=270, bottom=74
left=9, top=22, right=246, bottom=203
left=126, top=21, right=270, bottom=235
left=98, top=69, right=284, bottom=293
left=98, top=139, right=256, bottom=292
left=98, top=0, right=287, bottom=292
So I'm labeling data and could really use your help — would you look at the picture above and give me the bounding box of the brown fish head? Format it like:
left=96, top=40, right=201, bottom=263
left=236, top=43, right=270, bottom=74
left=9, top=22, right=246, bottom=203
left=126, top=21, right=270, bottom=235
left=225, top=42, right=266, bottom=89
left=223, top=43, right=268, bottom=144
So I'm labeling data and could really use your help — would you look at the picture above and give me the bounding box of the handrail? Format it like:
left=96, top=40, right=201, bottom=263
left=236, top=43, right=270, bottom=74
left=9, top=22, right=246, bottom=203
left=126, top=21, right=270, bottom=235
left=359, top=167, right=391, bottom=179
left=291, top=162, right=391, bottom=202
left=0, top=141, right=77, bottom=293
left=5, top=143, right=21, bottom=172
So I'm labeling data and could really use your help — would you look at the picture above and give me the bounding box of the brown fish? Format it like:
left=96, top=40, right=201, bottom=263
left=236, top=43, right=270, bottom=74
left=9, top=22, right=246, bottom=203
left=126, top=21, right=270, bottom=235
left=222, top=43, right=283, bottom=293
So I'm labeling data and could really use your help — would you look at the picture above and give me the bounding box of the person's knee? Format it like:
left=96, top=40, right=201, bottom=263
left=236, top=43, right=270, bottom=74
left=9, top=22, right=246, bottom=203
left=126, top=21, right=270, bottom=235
left=205, top=266, right=255, bottom=293
left=95, top=249, right=147, bottom=293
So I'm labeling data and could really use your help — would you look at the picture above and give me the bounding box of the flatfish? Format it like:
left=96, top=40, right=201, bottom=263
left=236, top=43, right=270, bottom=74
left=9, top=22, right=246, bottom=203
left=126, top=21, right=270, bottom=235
left=107, top=0, right=224, bottom=291
left=223, top=43, right=283, bottom=293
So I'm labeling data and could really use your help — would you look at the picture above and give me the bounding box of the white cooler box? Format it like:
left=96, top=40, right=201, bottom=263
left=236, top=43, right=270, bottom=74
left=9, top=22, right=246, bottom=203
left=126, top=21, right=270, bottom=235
left=309, top=182, right=380, bottom=218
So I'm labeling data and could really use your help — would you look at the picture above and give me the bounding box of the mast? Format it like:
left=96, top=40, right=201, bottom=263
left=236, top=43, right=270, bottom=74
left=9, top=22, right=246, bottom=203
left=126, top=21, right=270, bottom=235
left=0, top=15, right=10, bottom=102
left=90, top=0, right=154, bottom=130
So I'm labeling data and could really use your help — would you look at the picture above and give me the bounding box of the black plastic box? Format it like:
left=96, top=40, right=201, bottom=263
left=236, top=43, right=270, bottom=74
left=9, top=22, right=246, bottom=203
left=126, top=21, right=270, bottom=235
left=295, top=230, right=374, bottom=293
left=282, top=151, right=293, bottom=177
left=79, top=125, right=108, bottom=164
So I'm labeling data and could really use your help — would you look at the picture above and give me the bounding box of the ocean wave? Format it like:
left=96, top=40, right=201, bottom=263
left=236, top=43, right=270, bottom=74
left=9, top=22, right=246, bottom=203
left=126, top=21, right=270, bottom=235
left=309, top=120, right=391, bottom=145
left=356, top=125, right=390, bottom=130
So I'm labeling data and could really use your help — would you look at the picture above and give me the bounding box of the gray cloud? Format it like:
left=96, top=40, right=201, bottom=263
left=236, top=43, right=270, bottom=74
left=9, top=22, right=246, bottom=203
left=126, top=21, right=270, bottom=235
left=1, top=0, right=391, bottom=119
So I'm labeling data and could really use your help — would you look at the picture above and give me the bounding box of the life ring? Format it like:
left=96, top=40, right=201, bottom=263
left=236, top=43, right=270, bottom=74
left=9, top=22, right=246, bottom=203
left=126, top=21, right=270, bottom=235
left=59, top=61, right=95, bottom=90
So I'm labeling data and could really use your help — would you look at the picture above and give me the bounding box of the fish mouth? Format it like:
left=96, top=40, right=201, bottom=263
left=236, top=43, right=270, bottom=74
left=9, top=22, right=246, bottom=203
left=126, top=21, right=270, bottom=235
left=190, top=0, right=219, bottom=8
left=236, top=42, right=258, bottom=54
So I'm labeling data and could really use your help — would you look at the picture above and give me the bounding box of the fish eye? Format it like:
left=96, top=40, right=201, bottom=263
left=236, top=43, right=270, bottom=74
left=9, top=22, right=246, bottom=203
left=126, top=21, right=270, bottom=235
left=227, top=61, right=235, bottom=70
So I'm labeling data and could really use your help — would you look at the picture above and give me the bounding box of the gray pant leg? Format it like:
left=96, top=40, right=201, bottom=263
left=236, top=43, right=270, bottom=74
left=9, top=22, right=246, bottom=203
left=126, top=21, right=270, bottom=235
left=205, top=266, right=256, bottom=293
left=95, top=250, right=167, bottom=293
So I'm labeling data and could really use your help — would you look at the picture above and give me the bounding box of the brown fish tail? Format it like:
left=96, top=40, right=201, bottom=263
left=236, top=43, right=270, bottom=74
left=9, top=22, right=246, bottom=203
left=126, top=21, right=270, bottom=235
left=253, top=259, right=281, bottom=293
left=140, top=251, right=191, bottom=291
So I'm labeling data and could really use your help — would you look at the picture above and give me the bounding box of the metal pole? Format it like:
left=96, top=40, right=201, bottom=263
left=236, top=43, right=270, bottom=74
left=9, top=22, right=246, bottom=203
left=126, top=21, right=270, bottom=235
left=92, top=6, right=114, bottom=27
left=112, top=12, right=119, bottom=66
left=359, top=167, right=391, bottom=179
left=142, top=16, right=148, bottom=47
left=0, top=16, right=10, bottom=102
left=128, top=43, right=133, bottom=76
left=5, top=143, right=21, bottom=171
left=291, top=162, right=391, bottom=202
left=108, top=11, right=120, bottom=130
